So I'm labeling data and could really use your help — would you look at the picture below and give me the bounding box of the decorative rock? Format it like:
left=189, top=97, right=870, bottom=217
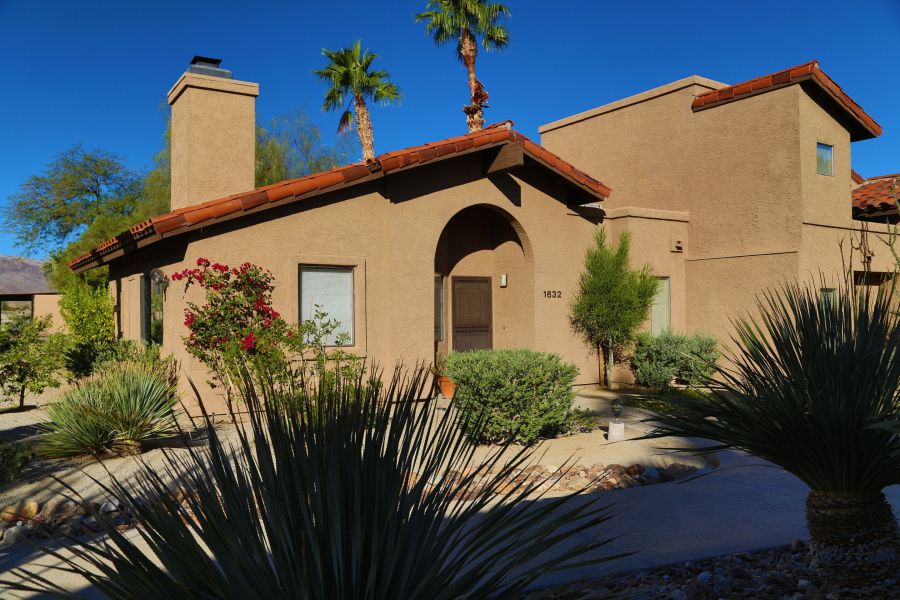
left=625, top=463, right=645, bottom=476
left=0, top=524, right=29, bottom=547
left=696, top=571, right=712, bottom=585
left=35, top=497, right=80, bottom=527
left=1, top=500, right=39, bottom=524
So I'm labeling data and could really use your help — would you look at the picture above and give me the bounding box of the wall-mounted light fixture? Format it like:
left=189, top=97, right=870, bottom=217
left=149, top=268, right=169, bottom=292
left=499, top=273, right=508, bottom=288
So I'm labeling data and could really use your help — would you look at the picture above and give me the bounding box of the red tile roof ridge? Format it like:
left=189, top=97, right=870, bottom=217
left=69, top=121, right=607, bottom=271
left=691, top=61, right=881, bottom=140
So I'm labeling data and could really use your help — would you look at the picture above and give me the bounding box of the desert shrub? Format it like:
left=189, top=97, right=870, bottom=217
left=646, top=283, right=900, bottom=591
left=1, top=365, right=621, bottom=599
left=445, top=349, right=578, bottom=444
left=631, top=330, right=719, bottom=390
left=37, top=363, right=180, bottom=458
left=0, top=441, right=33, bottom=484
left=0, top=315, right=66, bottom=408
left=59, top=284, right=117, bottom=378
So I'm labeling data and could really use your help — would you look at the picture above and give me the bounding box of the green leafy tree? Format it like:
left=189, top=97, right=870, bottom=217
left=314, top=40, right=401, bottom=162
left=59, top=284, right=117, bottom=378
left=0, top=315, right=66, bottom=408
left=415, top=0, right=510, bottom=132
left=256, top=111, right=351, bottom=186
left=3, top=146, right=142, bottom=255
left=570, top=229, right=658, bottom=387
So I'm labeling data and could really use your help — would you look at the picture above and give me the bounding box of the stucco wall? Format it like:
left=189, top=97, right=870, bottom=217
left=32, top=293, right=63, bottom=332
left=539, top=77, right=882, bottom=356
left=109, top=155, right=603, bottom=413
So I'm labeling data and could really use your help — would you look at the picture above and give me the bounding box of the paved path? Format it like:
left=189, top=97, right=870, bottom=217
left=528, top=446, right=900, bottom=589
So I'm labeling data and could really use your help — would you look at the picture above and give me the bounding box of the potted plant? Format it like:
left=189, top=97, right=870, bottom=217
left=432, top=352, right=456, bottom=399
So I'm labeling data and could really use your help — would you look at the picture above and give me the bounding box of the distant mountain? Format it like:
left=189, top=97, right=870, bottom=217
left=0, top=256, right=57, bottom=295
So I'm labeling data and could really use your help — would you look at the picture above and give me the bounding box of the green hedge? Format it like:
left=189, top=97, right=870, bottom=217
left=630, top=330, right=719, bottom=390
left=445, top=349, right=578, bottom=444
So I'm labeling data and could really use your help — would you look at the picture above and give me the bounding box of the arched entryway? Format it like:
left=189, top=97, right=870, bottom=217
left=433, top=205, right=534, bottom=355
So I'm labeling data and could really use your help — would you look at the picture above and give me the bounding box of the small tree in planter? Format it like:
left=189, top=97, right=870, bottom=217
left=0, top=315, right=66, bottom=409
left=569, top=229, right=658, bottom=387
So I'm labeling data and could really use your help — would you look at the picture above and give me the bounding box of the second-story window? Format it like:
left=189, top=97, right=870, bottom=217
left=817, top=143, right=834, bottom=176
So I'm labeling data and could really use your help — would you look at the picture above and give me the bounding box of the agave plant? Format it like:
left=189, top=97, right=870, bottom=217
left=645, top=282, right=900, bottom=591
left=4, top=366, right=621, bottom=598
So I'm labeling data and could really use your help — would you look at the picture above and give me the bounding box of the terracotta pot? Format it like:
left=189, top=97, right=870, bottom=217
left=438, top=376, right=456, bottom=399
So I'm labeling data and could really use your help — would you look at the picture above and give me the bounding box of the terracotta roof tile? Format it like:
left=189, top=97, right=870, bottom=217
left=852, top=173, right=899, bottom=219
left=691, top=61, right=882, bottom=141
left=70, top=121, right=610, bottom=272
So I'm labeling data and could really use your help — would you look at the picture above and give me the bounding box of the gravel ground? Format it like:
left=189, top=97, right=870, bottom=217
left=524, top=541, right=900, bottom=600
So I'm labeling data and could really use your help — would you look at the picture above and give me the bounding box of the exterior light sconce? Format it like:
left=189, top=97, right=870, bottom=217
left=499, top=273, right=508, bottom=288
left=149, top=268, right=169, bottom=293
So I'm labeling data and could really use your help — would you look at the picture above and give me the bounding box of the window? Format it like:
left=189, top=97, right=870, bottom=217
left=300, top=266, right=354, bottom=346
left=819, top=288, right=837, bottom=308
left=434, top=275, right=444, bottom=341
left=816, top=143, right=834, bottom=176
left=141, top=272, right=165, bottom=345
left=650, top=277, right=671, bottom=336
left=0, top=299, right=32, bottom=325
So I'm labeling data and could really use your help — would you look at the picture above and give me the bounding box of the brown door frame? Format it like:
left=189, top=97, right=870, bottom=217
left=451, top=276, right=493, bottom=351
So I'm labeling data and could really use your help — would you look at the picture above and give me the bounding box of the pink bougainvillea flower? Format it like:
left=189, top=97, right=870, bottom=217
left=241, top=332, right=257, bottom=351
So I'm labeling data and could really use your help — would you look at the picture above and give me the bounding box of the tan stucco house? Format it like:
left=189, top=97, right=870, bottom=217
left=70, top=58, right=897, bottom=409
left=0, top=256, right=62, bottom=328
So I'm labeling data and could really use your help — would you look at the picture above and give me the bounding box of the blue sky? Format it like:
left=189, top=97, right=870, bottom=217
left=2, top=0, right=899, bottom=258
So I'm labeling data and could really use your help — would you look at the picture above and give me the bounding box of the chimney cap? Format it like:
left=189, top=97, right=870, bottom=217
left=187, top=56, right=233, bottom=79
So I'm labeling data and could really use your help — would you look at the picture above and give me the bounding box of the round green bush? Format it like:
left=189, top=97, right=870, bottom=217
left=445, top=349, right=578, bottom=444
left=630, top=330, right=719, bottom=390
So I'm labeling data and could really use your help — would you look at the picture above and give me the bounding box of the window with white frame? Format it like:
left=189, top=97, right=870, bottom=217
left=816, top=143, right=834, bottom=176
left=650, top=277, right=671, bottom=336
left=299, top=266, right=354, bottom=346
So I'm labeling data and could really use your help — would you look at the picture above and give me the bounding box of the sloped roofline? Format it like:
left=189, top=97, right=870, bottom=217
left=691, top=61, right=881, bottom=141
left=69, top=121, right=611, bottom=272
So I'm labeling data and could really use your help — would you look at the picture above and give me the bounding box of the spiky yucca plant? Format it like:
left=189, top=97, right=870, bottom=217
left=37, top=362, right=180, bottom=458
left=646, top=283, right=900, bottom=591
left=4, top=366, right=620, bottom=598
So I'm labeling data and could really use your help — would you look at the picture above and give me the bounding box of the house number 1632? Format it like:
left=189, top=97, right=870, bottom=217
left=543, top=290, right=562, bottom=299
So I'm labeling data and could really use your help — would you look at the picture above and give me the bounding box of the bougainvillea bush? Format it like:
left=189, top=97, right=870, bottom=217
left=174, top=259, right=361, bottom=404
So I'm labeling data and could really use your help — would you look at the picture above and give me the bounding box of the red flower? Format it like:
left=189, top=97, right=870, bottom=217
left=271, top=310, right=280, bottom=319
left=241, top=332, right=257, bottom=351
left=184, top=312, right=196, bottom=327
left=212, top=262, right=228, bottom=273
left=262, top=318, right=272, bottom=329
left=197, top=258, right=210, bottom=267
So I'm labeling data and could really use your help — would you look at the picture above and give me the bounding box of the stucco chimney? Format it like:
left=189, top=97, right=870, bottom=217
left=167, top=57, right=259, bottom=211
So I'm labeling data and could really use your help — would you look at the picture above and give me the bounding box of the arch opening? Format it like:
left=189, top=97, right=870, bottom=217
left=433, top=205, right=535, bottom=356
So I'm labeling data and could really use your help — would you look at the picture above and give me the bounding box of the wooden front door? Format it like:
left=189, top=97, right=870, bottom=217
left=452, top=277, right=492, bottom=352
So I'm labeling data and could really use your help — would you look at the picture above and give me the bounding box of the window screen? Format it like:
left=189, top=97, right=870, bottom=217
left=650, top=277, right=671, bottom=336
left=817, top=143, right=834, bottom=176
left=300, top=266, right=354, bottom=346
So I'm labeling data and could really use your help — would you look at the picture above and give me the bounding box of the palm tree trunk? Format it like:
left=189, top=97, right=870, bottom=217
left=458, top=28, right=485, bottom=132
left=354, top=96, right=376, bottom=162
left=806, top=490, right=900, bottom=592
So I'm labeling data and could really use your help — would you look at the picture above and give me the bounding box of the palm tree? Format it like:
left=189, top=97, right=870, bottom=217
left=314, top=41, right=400, bottom=162
left=646, top=282, right=900, bottom=594
left=415, top=0, right=510, bottom=132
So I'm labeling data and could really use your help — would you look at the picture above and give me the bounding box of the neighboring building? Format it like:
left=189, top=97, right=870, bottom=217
left=0, top=256, right=62, bottom=327
left=70, top=58, right=896, bottom=409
